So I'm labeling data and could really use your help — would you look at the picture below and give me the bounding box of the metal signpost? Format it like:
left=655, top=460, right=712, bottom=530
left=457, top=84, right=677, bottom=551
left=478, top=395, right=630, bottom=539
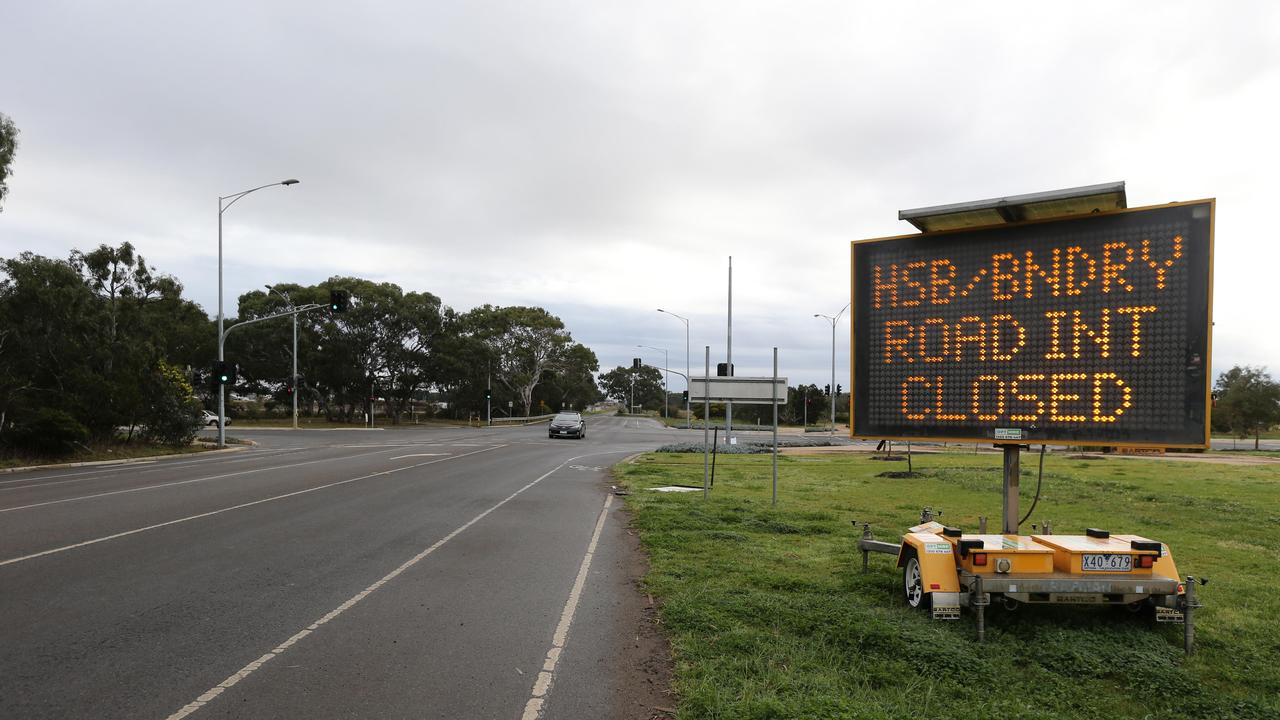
left=690, top=368, right=789, bottom=504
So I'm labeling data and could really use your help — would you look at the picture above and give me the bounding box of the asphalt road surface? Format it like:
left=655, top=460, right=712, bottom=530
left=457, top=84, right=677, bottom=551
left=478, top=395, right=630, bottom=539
left=1, top=416, right=692, bottom=719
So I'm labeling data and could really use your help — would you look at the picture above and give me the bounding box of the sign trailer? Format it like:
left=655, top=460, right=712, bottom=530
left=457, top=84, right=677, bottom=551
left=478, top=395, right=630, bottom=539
left=851, top=184, right=1212, bottom=652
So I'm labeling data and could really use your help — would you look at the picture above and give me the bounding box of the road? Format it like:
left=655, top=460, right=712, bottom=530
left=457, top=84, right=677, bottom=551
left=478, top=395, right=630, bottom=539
left=1, top=416, right=690, bottom=719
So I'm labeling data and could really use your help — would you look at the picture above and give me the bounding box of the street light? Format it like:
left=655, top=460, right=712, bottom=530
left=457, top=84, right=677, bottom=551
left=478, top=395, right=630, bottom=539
left=656, top=308, right=690, bottom=428
left=814, top=302, right=850, bottom=436
left=637, top=344, right=669, bottom=420
left=217, top=179, right=299, bottom=447
left=265, top=285, right=299, bottom=430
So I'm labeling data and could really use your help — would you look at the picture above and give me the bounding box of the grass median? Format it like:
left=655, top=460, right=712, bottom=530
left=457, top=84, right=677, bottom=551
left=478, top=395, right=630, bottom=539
left=615, top=450, right=1280, bottom=719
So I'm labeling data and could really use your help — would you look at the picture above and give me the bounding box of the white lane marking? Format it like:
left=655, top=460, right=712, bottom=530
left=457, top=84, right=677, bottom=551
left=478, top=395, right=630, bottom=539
left=164, top=451, right=608, bottom=720
left=521, top=493, right=613, bottom=720
left=0, top=446, right=409, bottom=514
left=388, top=453, right=448, bottom=460
left=0, top=445, right=506, bottom=567
left=0, top=448, right=304, bottom=491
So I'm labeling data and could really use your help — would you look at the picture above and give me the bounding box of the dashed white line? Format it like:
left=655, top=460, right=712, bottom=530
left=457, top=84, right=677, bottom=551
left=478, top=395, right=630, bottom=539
left=164, top=452, right=595, bottom=720
left=521, top=493, right=614, bottom=720
left=0, top=445, right=505, bottom=567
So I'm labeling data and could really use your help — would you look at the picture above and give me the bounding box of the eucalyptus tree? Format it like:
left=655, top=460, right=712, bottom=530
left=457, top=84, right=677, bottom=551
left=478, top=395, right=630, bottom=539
left=462, top=305, right=574, bottom=417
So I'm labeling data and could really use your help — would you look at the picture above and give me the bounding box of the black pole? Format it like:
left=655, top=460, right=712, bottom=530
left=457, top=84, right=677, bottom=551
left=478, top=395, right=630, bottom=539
left=711, top=426, right=719, bottom=488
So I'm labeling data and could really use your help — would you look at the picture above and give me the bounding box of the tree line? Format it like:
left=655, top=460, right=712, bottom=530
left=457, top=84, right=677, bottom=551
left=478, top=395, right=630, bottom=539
left=0, top=242, right=602, bottom=456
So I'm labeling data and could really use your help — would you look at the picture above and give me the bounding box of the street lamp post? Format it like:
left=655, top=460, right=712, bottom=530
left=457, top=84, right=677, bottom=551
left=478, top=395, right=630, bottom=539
left=217, top=178, right=298, bottom=447
left=814, top=303, right=850, bottom=436
left=637, top=344, right=668, bottom=420
left=656, top=308, right=690, bottom=427
left=266, top=285, right=299, bottom=430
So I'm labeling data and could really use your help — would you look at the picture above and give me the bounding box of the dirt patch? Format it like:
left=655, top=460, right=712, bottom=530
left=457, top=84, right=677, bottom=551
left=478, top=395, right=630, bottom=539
left=606, top=483, right=678, bottom=719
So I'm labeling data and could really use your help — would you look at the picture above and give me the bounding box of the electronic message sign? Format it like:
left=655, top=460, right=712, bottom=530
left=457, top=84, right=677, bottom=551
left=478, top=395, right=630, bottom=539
left=851, top=200, right=1213, bottom=447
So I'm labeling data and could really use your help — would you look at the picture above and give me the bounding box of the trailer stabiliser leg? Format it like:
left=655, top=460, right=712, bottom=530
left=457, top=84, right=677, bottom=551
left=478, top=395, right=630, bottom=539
left=973, top=575, right=987, bottom=643
left=861, top=522, right=873, bottom=572
left=1184, top=575, right=1197, bottom=656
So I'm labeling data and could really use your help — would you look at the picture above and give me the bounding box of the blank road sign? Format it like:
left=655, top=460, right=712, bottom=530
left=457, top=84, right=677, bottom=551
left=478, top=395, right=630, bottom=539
left=690, top=377, right=789, bottom=405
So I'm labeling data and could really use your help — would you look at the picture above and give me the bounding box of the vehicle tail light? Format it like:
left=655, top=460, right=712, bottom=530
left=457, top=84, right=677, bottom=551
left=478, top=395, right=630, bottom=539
left=1137, top=555, right=1154, bottom=568
left=972, top=553, right=988, bottom=566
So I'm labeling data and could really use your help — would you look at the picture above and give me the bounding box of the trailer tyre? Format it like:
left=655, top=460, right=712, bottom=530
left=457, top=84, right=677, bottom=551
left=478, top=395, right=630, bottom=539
left=902, top=549, right=930, bottom=611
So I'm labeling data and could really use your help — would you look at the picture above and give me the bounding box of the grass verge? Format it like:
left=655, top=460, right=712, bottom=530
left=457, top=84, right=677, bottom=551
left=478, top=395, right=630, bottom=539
left=616, top=450, right=1279, bottom=719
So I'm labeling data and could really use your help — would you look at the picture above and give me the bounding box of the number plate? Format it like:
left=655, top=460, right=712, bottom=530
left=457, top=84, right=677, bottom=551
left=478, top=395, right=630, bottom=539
left=1081, top=553, right=1132, bottom=572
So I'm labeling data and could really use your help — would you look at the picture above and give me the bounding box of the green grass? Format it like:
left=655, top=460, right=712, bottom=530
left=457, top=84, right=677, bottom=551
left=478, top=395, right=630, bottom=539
left=0, top=441, right=213, bottom=470
left=616, top=450, right=1280, bottom=719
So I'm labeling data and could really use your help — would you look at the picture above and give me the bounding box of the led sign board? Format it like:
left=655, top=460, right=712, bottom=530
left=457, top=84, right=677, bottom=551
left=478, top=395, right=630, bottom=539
left=851, top=200, right=1213, bottom=447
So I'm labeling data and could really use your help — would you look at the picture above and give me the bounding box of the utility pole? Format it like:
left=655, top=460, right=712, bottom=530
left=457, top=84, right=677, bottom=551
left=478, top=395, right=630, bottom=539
left=216, top=178, right=299, bottom=447
left=726, top=256, right=733, bottom=443
left=638, top=344, right=669, bottom=420
left=815, top=303, right=850, bottom=436
left=657, top=309, right=691, bottom=428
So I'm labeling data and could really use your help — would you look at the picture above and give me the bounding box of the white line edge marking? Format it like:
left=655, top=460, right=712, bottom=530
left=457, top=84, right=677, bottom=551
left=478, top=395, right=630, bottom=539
left=388, top=453, right=449, bottom=460
left=163, top=450, right=621, bottom=720
left=521, top=493, right=614, bottom=720
left=0, top=446, right=410, bottom=514
left=0, top=445, right=506, bottom=567
left=0, top=448, right=304, bottom=491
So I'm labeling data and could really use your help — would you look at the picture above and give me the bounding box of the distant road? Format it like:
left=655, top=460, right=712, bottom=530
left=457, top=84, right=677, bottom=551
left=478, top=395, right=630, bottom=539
left=1, top=416, right=686, bottom=719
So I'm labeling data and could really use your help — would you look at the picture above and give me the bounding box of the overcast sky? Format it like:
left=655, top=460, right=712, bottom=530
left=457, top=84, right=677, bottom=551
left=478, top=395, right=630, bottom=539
left=3, top=1, right=1278, bottom=389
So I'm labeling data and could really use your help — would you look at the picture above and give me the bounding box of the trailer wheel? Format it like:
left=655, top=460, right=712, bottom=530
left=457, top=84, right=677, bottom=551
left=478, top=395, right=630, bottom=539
left=902, top=550, right=930, bottom=610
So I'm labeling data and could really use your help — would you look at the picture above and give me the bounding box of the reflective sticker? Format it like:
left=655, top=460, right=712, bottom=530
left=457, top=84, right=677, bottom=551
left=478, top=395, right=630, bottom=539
left=926, top=542, right=952, bottom=554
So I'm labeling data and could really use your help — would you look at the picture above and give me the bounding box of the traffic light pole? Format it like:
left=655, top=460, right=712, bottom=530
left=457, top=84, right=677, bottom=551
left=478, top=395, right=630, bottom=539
left=217, top=303, right=323, bottom=442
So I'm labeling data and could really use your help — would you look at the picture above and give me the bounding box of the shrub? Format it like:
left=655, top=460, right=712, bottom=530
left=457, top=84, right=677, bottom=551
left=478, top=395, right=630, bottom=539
left=7, top=407, right=90, bottom=456
left=138, top=361, right=203, bottom=446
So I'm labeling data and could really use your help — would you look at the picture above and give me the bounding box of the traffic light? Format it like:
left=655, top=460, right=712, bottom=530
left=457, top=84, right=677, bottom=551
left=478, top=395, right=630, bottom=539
left=329, top=289, right=350, bottom=312
left=824, top=384, right=830, bottom=396
left=632, top=357, right=642, bottom=370
left=484, top=388, right=492, bottom=401
left=212, top=360, right=237, bottom=385
left=836, top=384, right=842, bottom=395
left=681, top=390, right=689, bottom=403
